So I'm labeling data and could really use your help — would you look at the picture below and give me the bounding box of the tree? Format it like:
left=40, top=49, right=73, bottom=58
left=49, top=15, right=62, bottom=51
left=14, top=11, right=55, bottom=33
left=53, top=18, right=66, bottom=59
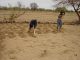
left=8, top=3, right=12, bottom=8
left=55, top=7, right=68, bottom=12
left=53, top=0, right=80, bottom=22
left=17, top=1, right=22, bottom=8
left=30, top=2, right=38, bottom=10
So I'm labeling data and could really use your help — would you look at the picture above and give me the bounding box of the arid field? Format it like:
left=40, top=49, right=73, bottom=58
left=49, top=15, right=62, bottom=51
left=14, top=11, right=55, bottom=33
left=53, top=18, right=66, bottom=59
left=0, top=10, right=78, bottom=23
left=0, top=10, right=80, bottom=60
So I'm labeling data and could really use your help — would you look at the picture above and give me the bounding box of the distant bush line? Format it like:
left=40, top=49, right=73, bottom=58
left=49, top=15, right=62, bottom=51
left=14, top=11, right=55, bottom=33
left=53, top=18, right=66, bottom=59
left=0, top=7, right=74, bottom=12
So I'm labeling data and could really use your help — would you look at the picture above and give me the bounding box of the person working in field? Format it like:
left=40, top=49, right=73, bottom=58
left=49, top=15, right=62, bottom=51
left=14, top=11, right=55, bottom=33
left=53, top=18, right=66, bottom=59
left=28, top=19, right=37, bottom=35
left=57, top=10, right=65, bottom=32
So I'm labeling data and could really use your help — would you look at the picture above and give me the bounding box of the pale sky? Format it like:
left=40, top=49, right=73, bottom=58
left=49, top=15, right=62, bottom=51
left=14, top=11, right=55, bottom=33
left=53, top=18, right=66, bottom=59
left=0, top=0, right=55, bottom=9
left=0, top=0, right=73, bottom=10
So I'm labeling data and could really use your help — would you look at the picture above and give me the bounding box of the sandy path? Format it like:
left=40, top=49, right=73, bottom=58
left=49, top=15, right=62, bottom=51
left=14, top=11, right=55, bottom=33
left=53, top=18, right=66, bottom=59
left=0, top=25, right=80, bottom=60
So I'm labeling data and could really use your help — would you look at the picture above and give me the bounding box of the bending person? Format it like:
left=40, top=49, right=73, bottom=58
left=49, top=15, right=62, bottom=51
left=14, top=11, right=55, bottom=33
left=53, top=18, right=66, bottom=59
left=28, top=19, right=37, bottom=35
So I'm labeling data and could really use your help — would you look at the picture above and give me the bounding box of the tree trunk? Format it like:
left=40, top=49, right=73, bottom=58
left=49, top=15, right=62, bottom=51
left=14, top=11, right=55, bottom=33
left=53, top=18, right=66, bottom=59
left=75, top=10, right=80, bottom=22
left=72, top=5, right=80, bottom=23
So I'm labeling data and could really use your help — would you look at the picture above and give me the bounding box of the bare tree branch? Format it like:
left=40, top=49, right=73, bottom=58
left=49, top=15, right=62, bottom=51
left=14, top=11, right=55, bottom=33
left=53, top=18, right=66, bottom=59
left=52, top=0, right=80, bottom=22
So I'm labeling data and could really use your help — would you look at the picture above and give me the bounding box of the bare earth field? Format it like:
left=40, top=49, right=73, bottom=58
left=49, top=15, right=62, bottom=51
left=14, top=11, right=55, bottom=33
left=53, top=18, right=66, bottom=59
left=0, top=10, right=80, bottom=60
left=0, top=23, right=80, bottom=60
left=0, top=10, right=78, bottom=23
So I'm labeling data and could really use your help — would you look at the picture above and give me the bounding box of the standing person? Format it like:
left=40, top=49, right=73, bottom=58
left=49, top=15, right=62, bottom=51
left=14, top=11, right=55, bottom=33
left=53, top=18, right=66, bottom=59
left=28, top=19, right=37, bottom=35
left=57, top=11, right=65, bottom=32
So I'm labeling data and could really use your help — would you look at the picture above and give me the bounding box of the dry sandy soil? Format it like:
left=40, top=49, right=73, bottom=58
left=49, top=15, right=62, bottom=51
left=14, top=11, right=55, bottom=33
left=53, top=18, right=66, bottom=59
left=0, top=10, right=78, bottom=23
left=0, top=23, right=80, bottom=60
